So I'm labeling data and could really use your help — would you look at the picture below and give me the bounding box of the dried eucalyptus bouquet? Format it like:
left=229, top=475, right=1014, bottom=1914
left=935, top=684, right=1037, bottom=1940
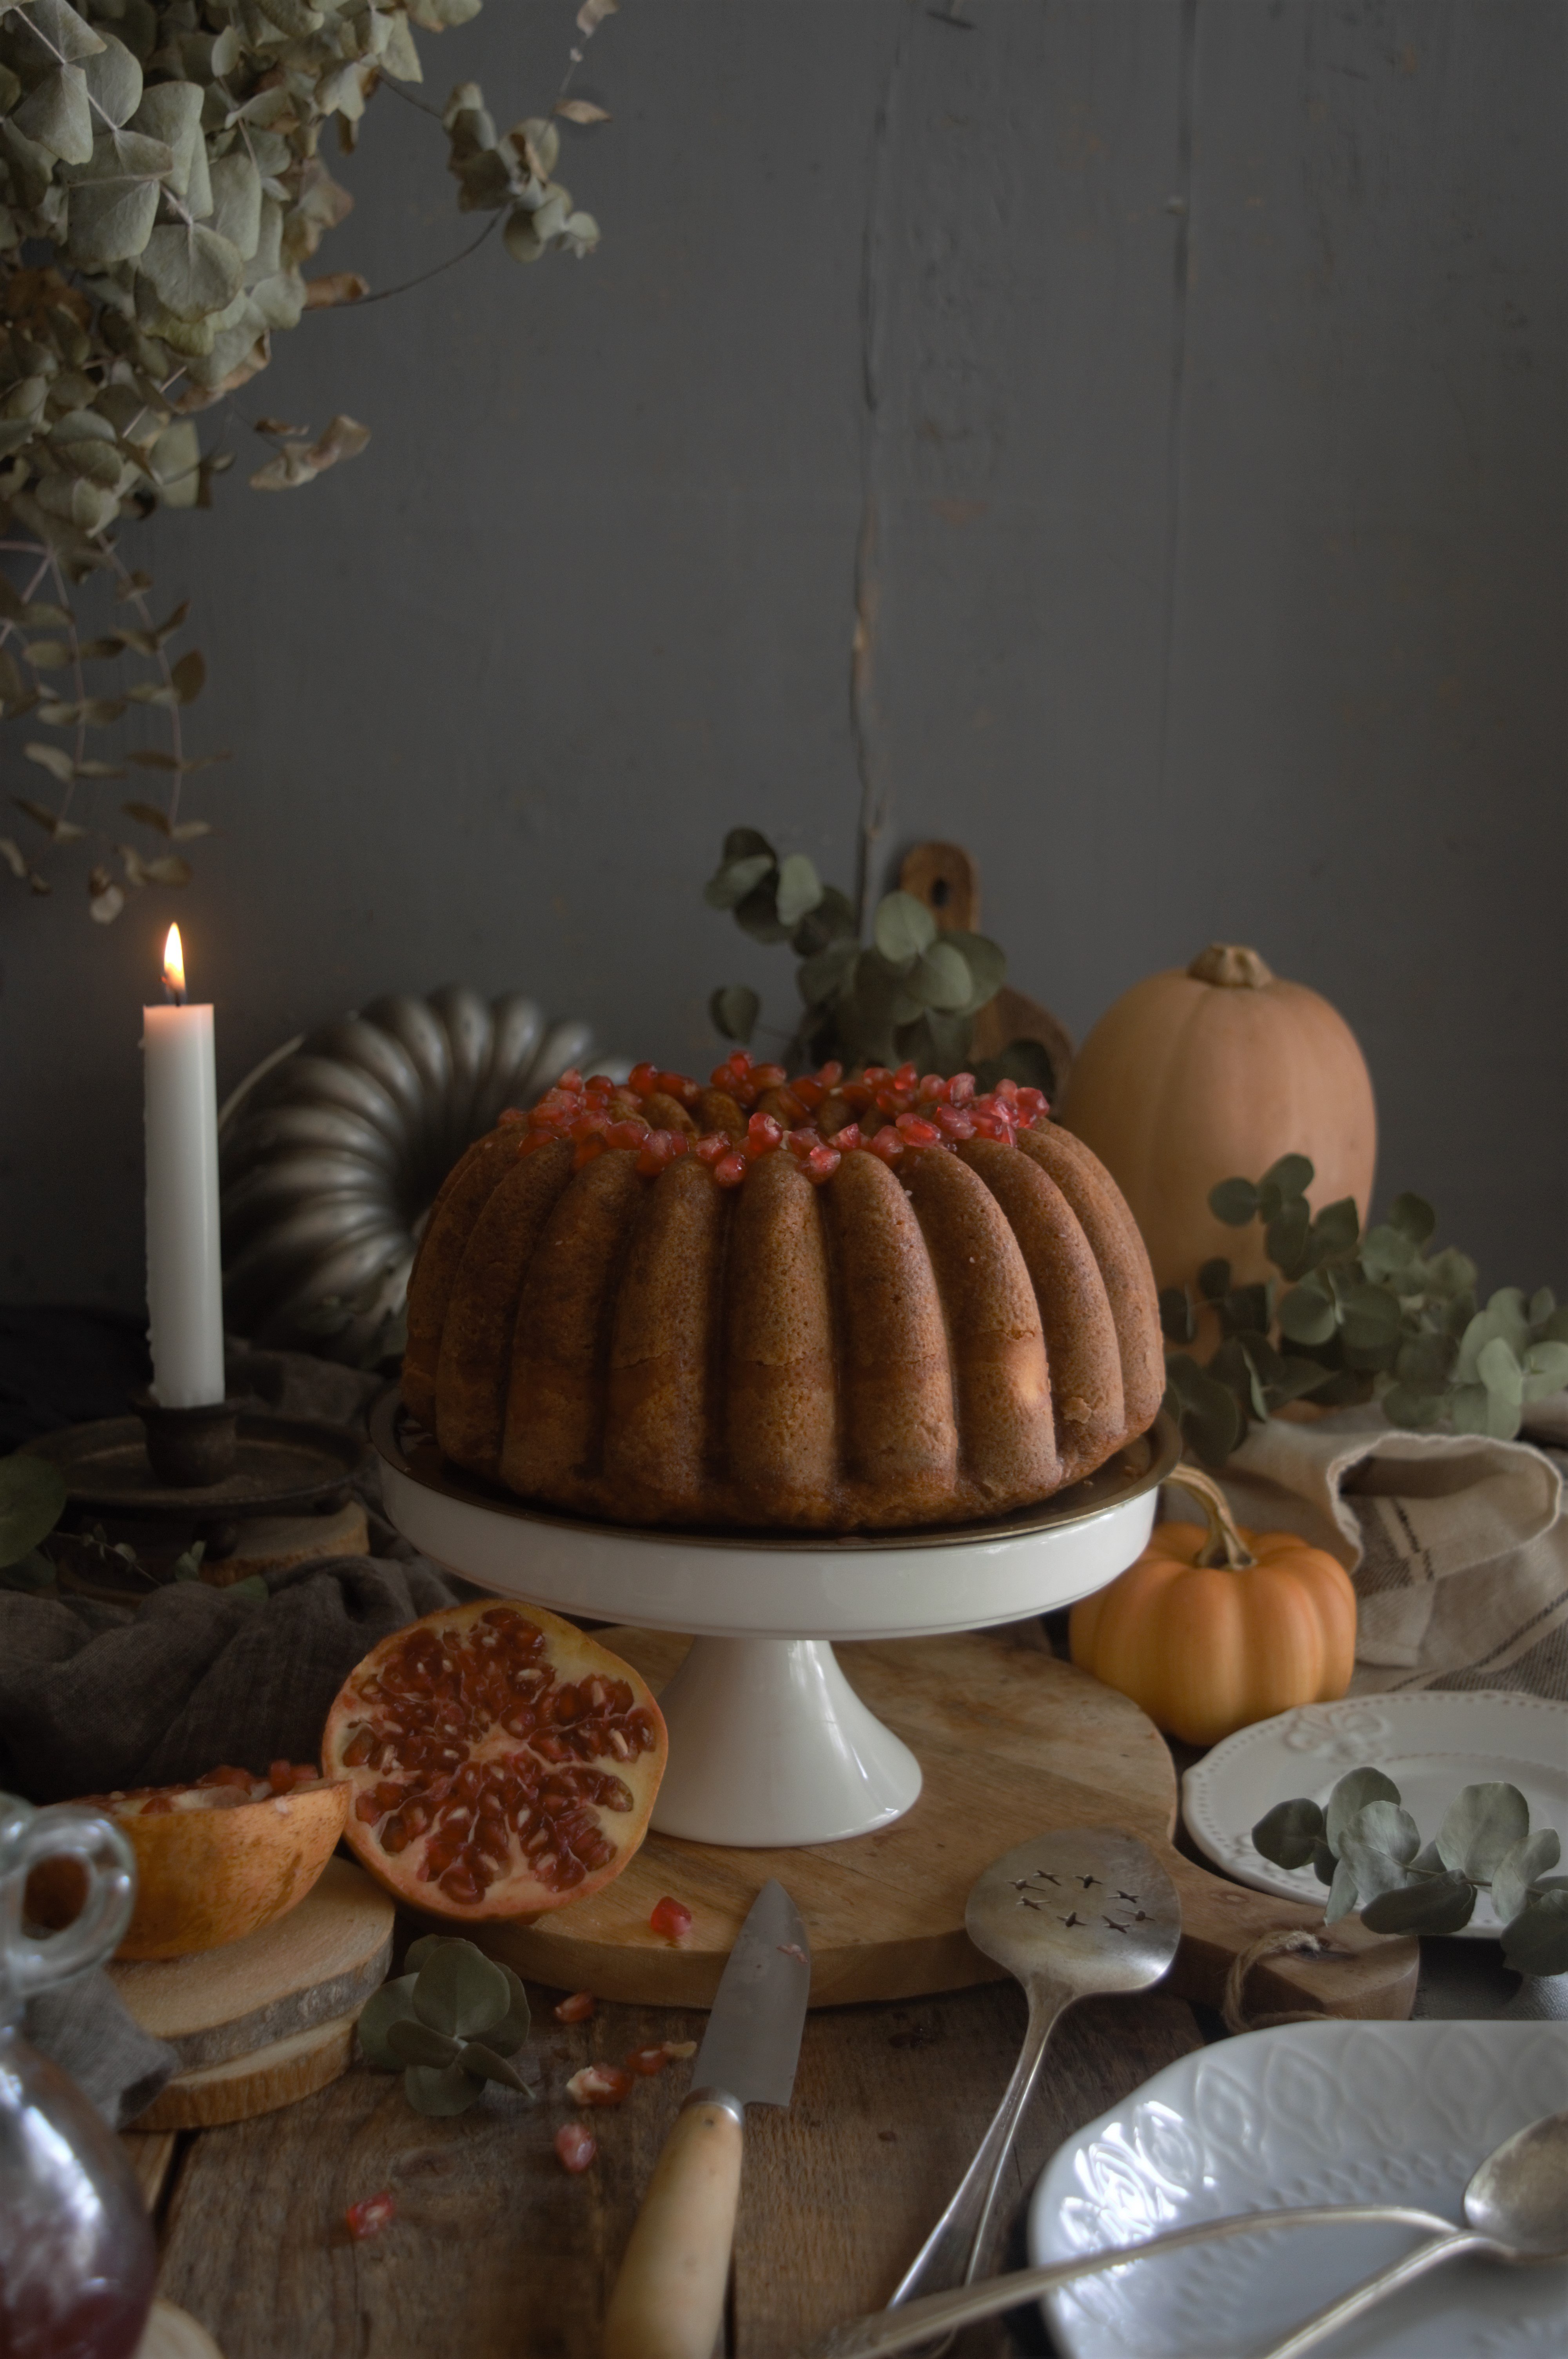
left=1161, top=1155, right=1568, bottom=1467
left=0, top=0, right=615, bottom=919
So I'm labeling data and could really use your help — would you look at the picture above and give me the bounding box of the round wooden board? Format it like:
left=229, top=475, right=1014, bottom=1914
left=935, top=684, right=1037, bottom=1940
left=134, top=2011, right=360, bottom=2130
left=467, top=1625, right=1418, bottom=2024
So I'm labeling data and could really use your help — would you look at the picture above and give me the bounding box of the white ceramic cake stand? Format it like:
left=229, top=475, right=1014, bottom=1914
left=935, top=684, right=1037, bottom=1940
left=370, top=1397, right=1179, bottom=1849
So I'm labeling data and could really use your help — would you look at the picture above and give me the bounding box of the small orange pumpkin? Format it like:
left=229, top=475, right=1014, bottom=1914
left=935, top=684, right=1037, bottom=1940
left=1069, top=1467, right=1357, bottom=1746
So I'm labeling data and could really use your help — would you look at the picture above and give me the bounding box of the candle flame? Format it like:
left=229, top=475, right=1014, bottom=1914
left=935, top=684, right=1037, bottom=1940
left=162, top=923, right=186, bottom=1003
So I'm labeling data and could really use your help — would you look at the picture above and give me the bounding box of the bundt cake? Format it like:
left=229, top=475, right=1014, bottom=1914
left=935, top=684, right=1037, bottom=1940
left=401, top=1052, right=1163, bottom=1532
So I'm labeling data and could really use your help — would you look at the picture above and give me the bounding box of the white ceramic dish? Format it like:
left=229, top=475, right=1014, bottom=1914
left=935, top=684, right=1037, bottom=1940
left=1028, top=2018, right=1568, bottom=2358
left=371, top=1396, right=1177, bottom=1849
left=1182, top=1691, right=1568, bottom=1936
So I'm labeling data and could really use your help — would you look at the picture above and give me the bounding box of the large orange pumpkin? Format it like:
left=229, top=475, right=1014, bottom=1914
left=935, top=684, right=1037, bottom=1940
left=1069, top=1467, right=1357, bottom=1746
left=1057, top=944, right=1376, bottom=1294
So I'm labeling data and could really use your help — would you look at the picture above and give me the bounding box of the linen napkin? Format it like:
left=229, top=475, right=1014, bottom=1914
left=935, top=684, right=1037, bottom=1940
left=1214, top=1401, right=1568, bottom=1699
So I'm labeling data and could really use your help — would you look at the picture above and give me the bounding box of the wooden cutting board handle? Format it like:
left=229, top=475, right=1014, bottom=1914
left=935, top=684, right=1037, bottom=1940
left=898, top=842, right=1075, bottom=1097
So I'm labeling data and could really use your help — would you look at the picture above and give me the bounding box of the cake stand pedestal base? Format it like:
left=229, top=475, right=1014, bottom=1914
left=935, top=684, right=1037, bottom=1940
left=650, top=1637, right=922, bottom=1846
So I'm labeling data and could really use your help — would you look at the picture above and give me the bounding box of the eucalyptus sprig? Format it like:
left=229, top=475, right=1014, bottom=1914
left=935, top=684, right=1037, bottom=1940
left=0, top=0, right=615, bottom=916
left=1160, top=1154, right=1568, bottom=1466
left=1254, top=1768, right=1568, bottom=1976
left=704, top=825, right=1051, bottom=1088
left=357, top=1933, right=537, bottom=2117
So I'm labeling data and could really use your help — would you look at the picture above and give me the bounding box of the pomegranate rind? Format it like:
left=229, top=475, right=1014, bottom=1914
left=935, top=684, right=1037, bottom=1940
left=323, top=1598, right=668, bottom=1923
left=32, top=1779, right=349, bottom=1961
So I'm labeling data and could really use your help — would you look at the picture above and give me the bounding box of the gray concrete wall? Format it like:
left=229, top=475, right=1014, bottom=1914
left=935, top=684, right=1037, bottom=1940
left=2, top=0, right=1563, bottom=1311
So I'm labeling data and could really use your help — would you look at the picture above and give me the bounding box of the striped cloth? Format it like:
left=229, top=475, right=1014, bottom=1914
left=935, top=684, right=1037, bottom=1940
left=1214, top=1398, right=1568, bottom=1701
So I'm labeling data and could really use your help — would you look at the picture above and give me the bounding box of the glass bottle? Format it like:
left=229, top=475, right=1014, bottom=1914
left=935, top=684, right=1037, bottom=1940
left=0, top=1797, right=157, bottom=2358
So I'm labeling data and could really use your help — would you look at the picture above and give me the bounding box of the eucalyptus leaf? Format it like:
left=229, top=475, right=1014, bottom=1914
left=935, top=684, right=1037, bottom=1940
left=1388, top=1192, right=1437, bottom=1245
left=356, top=1974, right=421, bottom=2070
left=1338, top=1282, right=1404, bottom=1354
left=1208, top=1178, right=1259, bottom=1227
left=709, top=984, right=759, bottom=1046
left=403, top=2060, right=485, bottom=2116
left=484, top=1963, right=532, bottom=2056
left=1338, top=1801, right=1421, bottom=1904
left=1306, top=1197, right=1360, bottom=1259
left=138, top=222, right=245, bottom=320
left=1265, top=1199, right=1311, bottom=1281
left=1277, top=1282, right=1337, bottom=1347
left=1492, top=1830, right=1561, bottom=1927
left=941, top=930, right=1005, bottom=1010
left=81, top=35, right=143, bottom=128
left=1325, top=1767, right=1401, bottom=1854
left=909, top=940, right=972, bottom=1013
left=0, top=1453, right=67, bottom=1568
left=387, top=2017, right=463, bottom=2069
left=722, top=827, right=774, bottom=862
left=1499, top=1888, right=1568, bottom=1978
left=1436, top=1782, right=1530, bottom=1881
left=872, top=891, right=936, bottom=966
left=1250, top=1797, right=1324, bottom=1872
left=457, top=2038, right=534, bottom=2093
left=797, top=941, right=857, bottom=1009
left=1359, top=1870, right=1477, bottom=1937
left=15, top=67, right=95, bottom=169
left=733, top=881, right=793, bottom=945
left=410, top=1937, right=510, bottom=2039
left=773, top=852, right=822, bottom=929
left=1262, top=1153, right=1314, bottom=1203
left=1323, top=1857, right=1361, bottom=1924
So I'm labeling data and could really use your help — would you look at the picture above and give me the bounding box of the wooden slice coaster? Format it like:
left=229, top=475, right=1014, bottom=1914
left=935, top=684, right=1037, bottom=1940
left=134, top=2012, right=361, bottom=2131
left=117, top=1857, right=392, bottom=2126
left=467, top=1626, right=1418, bottom=2025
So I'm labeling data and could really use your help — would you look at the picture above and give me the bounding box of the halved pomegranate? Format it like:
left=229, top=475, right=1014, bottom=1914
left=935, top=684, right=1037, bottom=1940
left=323, top=1600, right=667, bottom=1921
left=29, top=1763, right=347, bottom=1961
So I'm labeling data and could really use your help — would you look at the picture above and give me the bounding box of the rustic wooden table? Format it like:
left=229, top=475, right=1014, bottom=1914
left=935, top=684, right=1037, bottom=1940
left=126, top=1968, right=1205, bottom=2359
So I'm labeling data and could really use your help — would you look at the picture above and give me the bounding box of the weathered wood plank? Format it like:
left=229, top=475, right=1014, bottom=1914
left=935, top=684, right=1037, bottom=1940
left=123, top=2128, right=180, bottom=2213
left=153, top=1979, right=1201, bottom=2356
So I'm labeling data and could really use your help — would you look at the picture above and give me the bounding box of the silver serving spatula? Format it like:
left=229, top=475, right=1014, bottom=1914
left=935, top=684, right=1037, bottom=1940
left=890, top=1827, right=1181, bottom=2320
left=602, top=1879, right=811, bottom=2359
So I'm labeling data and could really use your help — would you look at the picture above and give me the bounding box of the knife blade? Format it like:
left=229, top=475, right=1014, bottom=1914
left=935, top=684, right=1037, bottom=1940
left=602, top=1881, right=811, bottom=2359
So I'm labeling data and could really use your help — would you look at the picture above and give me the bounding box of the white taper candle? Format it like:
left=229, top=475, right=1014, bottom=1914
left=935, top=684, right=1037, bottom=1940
left=143, top=924, right=225, bottom=1408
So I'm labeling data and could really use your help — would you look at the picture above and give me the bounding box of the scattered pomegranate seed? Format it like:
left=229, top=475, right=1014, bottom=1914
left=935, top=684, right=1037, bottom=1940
left=866, top=1126, right=904, bottom=1164
left=499, top=1105, right=526, bottom=1124
left=554, top=1991, right=597, bottom=2023
left=557, top=1068, right=583, bottom=1091
left=970, top=1111, right=1013, bottom=1141
left=566, top=2062, right=634, bottom=2107
left=744, top=1111, right=783, bottom=1158
left=934, top=1105, right=976, bottom=1140
left=771, top=1087, right=808, bottom=1122
left=626, top=1062, right=661, bottom=1097
left=604, top=1118, right=650, bottom=1150
left=346, top=2191, right=396, bottom=2241
left=695, top=1133, right=730, bottom=1166
left=555, top=2121, right=597, bottom=2173
left=948, top=1072, right=976, bottom=1105
left=792, top=1076, right=826, bottom=1110
left=893, top=1061, right=917, bottom=1088
left=895, top=1114, right=941, bottom=1145
left=649, top=1895, right=693, bottom=1942
left=804, top=1146, right=840, bottom=1185
left=862, top=1066, right=891, bottom=1087
left=833, top=1122, right=862, bottom=1153
left=815, top=1061, right=844, bottom=1087
left=1016, top=1087, right=1050, bottom=1121
left=198, top=1765, right=254, bottom=1790
left=659, top=1070, right=702, bottom=1105
left=917, top=1074, right=947, bottom=1102
left=751, top=1063, right=787, bottom=1089
left=712, top=1152, right=748, bottom=1189
left=624, top=2044, right=673, bottom=2076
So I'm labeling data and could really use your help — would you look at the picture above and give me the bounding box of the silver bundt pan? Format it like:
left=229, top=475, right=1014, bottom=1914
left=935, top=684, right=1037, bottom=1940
left=219, top=987, right=597, bottom=1363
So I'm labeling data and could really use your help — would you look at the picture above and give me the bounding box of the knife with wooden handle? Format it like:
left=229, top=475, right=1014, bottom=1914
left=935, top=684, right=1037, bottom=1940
left=603, top=1880, right=811, bottom=2359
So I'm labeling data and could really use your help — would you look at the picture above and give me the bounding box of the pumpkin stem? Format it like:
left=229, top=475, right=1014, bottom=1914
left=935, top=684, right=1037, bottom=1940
left=1186, top=943, right=1274, bottom=990
left=1167, top=1465, right=1256, bottom=1570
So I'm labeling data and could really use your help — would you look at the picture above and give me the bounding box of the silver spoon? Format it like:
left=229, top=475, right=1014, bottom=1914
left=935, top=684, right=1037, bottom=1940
left=1250, top=2106, right=1568, bottom=2359
left=887, top=1827, right=1181, bottom=2330
left=801, top=2110, right=1568, bottom=2359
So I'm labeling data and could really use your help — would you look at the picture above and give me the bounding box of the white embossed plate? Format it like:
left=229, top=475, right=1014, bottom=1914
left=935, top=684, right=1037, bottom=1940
left=1028, top=2019, right=1568, bottom=2357
left=1181, top=1691, right=1568, bottom=1934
